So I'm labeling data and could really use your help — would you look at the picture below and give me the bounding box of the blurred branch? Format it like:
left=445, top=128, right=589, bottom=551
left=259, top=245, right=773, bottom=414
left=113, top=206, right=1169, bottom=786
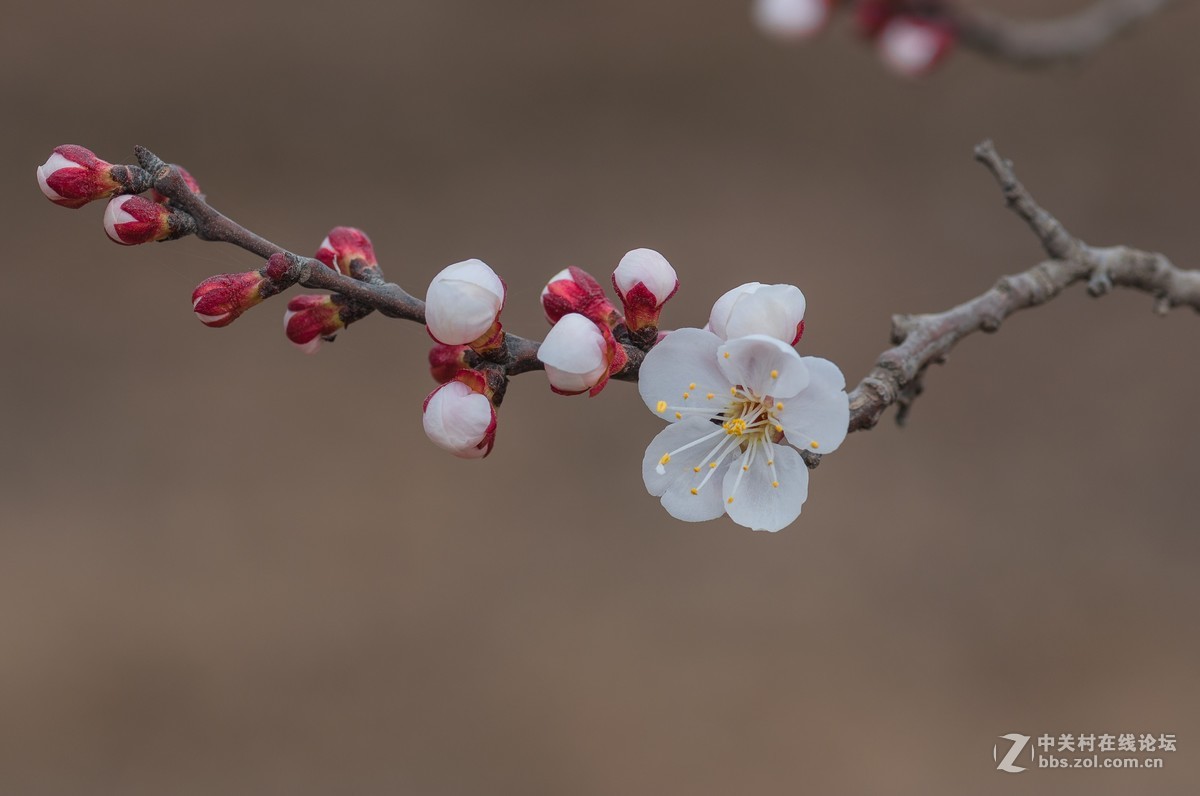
left=948, top=0, right=1174, bottom=65
left=845, top=139, right=1200, bottom=437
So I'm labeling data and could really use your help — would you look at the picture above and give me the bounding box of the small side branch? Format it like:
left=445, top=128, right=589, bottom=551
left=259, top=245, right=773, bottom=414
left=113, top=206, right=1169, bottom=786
left=949, top=0, right=1174, bottom=65
left=845, top=139, right=1200, bottom=435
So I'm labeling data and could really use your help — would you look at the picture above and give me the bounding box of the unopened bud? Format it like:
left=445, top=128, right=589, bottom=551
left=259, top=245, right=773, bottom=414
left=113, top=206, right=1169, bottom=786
left=541, top=266, right=619, bottom=326
left=425, top=259, right=506, bottom=349
left=708, top=282, right=806, bottom=344
left=422, top=371, right=497, bottom=459
left=316, top=226, right=382, bottom=281
left=753, top=0, right=834, bottom=40
left=878, top=16, right=956, bottom=77
left=103, top=194, right=186, bottom=245
left=192, top=271, right=271, bottom=327
left=537, top=312, right=628, bottom=396
left=612, top=248, right=679, bottom=333
left=284, top=295, right=346, bottom=354
left=37, top=145, right=121, bottom=209
left=854, top=0, right=899, bottom=39
left=429, top=344, right=471, bottom=383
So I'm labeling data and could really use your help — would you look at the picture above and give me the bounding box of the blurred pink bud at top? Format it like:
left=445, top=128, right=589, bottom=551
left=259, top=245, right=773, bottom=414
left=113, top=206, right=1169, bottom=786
left=37, top=145, right=120, bottom=209
left=425, top=259, right=506, bottom=347
left=429, top=343, right=471, bottom=384
left=103, top=195, right=172, bottom=245
left=192, top=271, right=268, bottom=328
left=422, top=371, right=497, bottom=459
left=877, top=16, right=955, bottom=77
left=284, top=294, right=345, bottom=354
left=541, top=266, right=619, bottom=326
left=151, top=166, right=203, bottom=204
left=708, top=282, right=806, bottom=345
left=753, top=0, right=834, bottom=40
left=853, top=0, right=899, bottom=39
left=315, top=226, right=380, bottom=279
left=612, top=248, right=679, bottom=333
left=537, top=312, right=628, bottom=397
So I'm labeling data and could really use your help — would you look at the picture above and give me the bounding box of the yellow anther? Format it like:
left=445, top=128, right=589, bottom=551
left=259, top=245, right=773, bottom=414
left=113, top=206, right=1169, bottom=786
left=709, top=462, right=717, bottom=469
left=771, top=481, right=779, bottom=488
left=774, top=424, right=783, bottom=433
left=660, top=453, right=671, bottom=465
left=723, top=352, right=730, bottom=359
left=730, top=387, right=737, bottom=396
left=675, top=412, right=682, bottom=419
left=706, top=393, right=714, bottom=400
left=810, top=441, right=819, bottom=449
left=682, top=392, right=689, bottom=400
left=688, top=383, right=696, bottom=390
left=655, top=400, right=667, bottom=413
left=723, top=418, right=747, bottom=436
left=770, top=369, right=779, bottom=379
left=775, top=402, right=784, bottom=410
left=727, top=497, right=734, bottom=504
left=693, top=466, right=701, bottom=473
left=767, top=460, right=774, bottom=466
left=690, top=488, right=698, bottom=495
left=742, top=465, right=749, bottom=472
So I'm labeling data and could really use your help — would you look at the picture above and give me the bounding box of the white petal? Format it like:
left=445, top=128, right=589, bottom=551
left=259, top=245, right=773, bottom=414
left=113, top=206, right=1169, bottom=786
left=541, top=268, right=573, bottom=298
left=638, top=328, right=731, bottom=420
left=103, top=195, right=137, bottom=242
left=642, top=416, right=725, bottom=496
left=425, top=279, right=503, bottom=344
left=724, top=284, right=806, bottom=344
left=778, top=356, right=849, bottom=454
left=432, top=259, right=505, bottom=301
left=538, top=314, right=606, bottom=372
left=879, top=18, right=942, bottom=77
left=613, top=248, right=678, bottom=302
left=722, top=444, right=808, bottom=532
left=422, top=381, right=493, bottom=455
left=717, top=334, right=808, bottom=398
left=708, top=283, right=763, bottom=340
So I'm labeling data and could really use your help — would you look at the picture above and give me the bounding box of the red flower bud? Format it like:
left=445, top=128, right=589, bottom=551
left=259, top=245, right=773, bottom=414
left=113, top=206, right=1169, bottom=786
left=854, top=0, right=899, bottom=39
left=284, top=295, right=346, bottom=353
left=612, top=248, right=679, bottom=334
left=315, top=227, right=381, bottom=281
left=151, top=166, right=203, bottom=204
left=103, top=195, right=174, bottom=245
left=429, top=344, right=471, bottom=384
left=541, top=266, right=620, bottom=326
left=36, top=145, right=120, bottom=209
left=191, top=271, right=269, bottom=328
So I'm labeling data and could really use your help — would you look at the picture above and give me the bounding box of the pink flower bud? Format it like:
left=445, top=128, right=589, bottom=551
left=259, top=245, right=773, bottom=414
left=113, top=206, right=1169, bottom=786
left=707, top=283, right=806, bottom=344
left=150, top=166, right=203, bottom=204
left=422, top=372, right=497, bottom=459
left=425, top=259, right=507, bottom=347
left=877, top=16, right=956, bottom=77
left=103, top=195, right=172, bottom=245
left=612, top=248, right=678, bottom=333
left=429, top=344, right=471, bottom=383
left=284, top=295, right=345, bottom=354
left=537, top=313, right=629, bottom=396
left=541, top=266, right=620, bottom=326
left=36, top=145, right=120, bottom=209
left=192, top=271, right=268, bottom=327
left=854, top=0, right=899, bottom=39
left=753, top=0, right=834, bottom=40
left=315, top=226, right=381, bottom=280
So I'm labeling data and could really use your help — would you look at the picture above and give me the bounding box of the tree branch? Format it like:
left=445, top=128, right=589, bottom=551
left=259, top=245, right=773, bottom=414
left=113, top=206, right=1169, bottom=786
left=948, top=0, right=1174, bottom=65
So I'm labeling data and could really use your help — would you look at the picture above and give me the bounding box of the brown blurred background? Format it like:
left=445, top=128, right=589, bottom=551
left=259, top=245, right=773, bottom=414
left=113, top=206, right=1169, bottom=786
left=3, top=1, right=1198, bottom=793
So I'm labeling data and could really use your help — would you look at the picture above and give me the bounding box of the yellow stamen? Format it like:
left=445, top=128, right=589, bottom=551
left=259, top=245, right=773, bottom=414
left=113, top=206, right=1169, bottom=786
left=742, top=465, right=748, bottom=472
left=675, top=412, right=682, bottom=419
left=655, top=400, right=667, bottom=413
left=690, top=488, right=698, bottom=495
left=682, top=392, right=689, bottom=400
left=660, top=453, right=670, bottom=465
left=772, top=481, right=779, bottom=488
left=730, top=387, right=737, bottom=396
left=767, top=460, right=774, bottom=466
left=770, top=369, right=779, bottom=379
left=688, top=383, right=696, bottom=390
left=709, top=462, right=717, bottom=469
left=693, top=466, right=701, bottom=473
left=775, top=402, right=784, bottom=410
left=810, top=441, right=819, bottom=449
left=727, top=497, right=734, bottom=504
left=774, top=425, right=783, bottom=433
left=723, top=352, right=730, bottom=359
left=723, top=418, right=747, bottom=436
left=706, top=393, right=714, bottom=400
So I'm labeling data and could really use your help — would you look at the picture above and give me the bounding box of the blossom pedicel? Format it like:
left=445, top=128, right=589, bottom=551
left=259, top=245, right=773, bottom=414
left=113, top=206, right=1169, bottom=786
left=537, top=312, right=628, bottom=396
left=707, top=282, right=806, bottom=344
left=425, top=259, right=507, bottom=350
left=422, top=370, right=497, bottom=459
left=639, top=327, right=848, bottom=532
left=612, top=248, right=678, bottom=334
left=541, top=267, right=620, bottom=326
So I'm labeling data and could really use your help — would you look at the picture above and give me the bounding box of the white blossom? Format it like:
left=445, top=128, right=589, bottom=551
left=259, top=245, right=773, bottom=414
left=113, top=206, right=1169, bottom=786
left=425, top=259, right=506, bottom=345
left=707, top=282, right=806, bottom=344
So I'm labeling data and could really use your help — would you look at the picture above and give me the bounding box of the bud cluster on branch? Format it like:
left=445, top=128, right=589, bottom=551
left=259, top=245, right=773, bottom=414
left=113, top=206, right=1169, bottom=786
left=35, top=138, right=1200, bottom=531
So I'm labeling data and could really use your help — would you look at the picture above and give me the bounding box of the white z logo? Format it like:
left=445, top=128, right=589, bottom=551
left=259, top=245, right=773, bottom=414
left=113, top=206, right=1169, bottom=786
left=994, top=733, right=1031, bottom=773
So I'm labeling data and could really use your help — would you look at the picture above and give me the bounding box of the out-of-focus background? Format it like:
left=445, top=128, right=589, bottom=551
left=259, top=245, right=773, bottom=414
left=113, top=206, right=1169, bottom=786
left=2, top=1, right=1198, bottom=793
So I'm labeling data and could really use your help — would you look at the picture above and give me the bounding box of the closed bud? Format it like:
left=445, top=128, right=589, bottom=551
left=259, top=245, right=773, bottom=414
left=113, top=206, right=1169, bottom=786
left=708, top=282, right=806, bottom=344
left=429, top=344, right=471, bottom=384
left=854, top=0, right=899, bottom=39
left=103, top=194, right=175, bottom=245
left=878, top=16, right=956, bottom=77
left=284, top=295, right=346, bottom=354
left=537, top=312, right=629, bottom=397
left=425, top=259, right=507, bottom=349
left=316, top=226, right=382, bottom=281
left=612, top=248, right=679, bottom=333
left=422, top=371, right=498, bottom=459
left=753, top=0, right=834, bottom=40
left=192, top=271, right=270, bottom=328
left=37, top=145, right=121, bottom=209
left=541, top=266, right=619, bottom=326
left=150, top=166, right=203, bottom=204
